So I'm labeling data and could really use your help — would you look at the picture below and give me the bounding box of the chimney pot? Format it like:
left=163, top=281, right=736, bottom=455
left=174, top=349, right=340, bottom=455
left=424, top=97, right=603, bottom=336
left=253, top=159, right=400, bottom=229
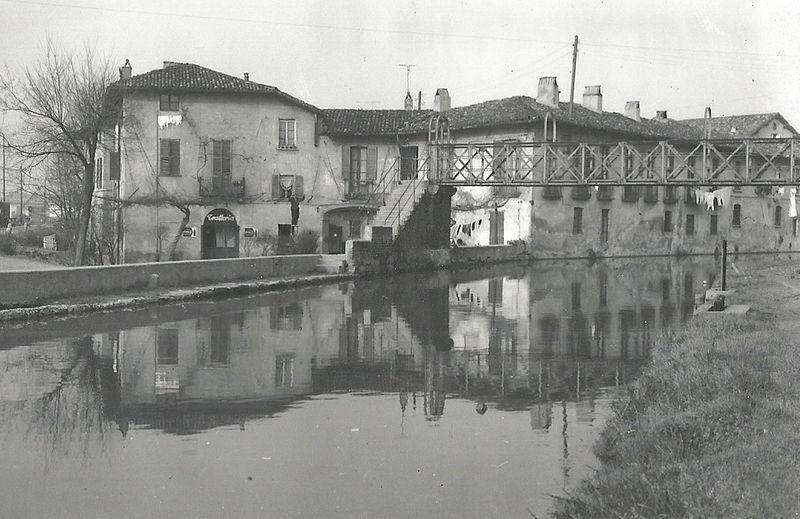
left=434, top=88, right=451, bottom=112
left=537, top=77, right=560, bottom=108
left=624, top=101, right=641, bottom=121
left=581, top=85, right=603, bottom=113
left=244, top=72, right=249, bottom=81
left=404, top=92, right=414, bottom=111
left=119, top=59, right=132, bottom=81
left=417, top=91, right=422, bottom=111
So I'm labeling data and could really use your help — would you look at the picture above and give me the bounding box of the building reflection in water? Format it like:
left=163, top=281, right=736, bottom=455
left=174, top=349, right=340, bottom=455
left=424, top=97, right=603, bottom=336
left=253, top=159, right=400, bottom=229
left=0, top=257, right=718, bottom=458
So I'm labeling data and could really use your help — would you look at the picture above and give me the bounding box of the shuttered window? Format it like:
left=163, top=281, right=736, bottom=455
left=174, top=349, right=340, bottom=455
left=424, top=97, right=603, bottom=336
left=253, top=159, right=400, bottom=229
left=159, top=139, right=180, bottom=176
left=344, top=146, right=377, bottom=196
left=159, top=94, right=180, bottom=111
left=278, top=119, right=296, bottom=149
left=212, top=140, right=231, bottom=176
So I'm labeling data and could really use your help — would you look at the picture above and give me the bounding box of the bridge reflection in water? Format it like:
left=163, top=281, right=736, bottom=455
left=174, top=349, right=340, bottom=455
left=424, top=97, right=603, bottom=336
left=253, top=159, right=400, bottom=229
left=0, top=256, right=717, bottom=517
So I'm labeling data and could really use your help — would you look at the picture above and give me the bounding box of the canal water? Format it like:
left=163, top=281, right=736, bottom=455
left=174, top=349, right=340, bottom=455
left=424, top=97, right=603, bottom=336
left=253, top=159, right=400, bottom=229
left=0, top=257, right=717, bottom=518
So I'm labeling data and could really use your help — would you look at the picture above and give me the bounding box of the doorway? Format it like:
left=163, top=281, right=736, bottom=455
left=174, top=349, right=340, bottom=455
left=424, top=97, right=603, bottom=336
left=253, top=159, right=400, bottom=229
left=201, top=208, right=239, bottom=259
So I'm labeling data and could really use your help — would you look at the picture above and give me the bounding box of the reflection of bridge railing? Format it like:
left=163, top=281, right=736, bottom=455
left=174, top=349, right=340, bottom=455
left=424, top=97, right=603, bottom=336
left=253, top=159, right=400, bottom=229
left=429, top=138, right=800, bottom=186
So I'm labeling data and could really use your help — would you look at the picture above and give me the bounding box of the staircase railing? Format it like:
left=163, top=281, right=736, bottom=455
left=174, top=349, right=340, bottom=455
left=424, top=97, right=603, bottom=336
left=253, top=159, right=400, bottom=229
left=382, top=156, right=430, bottom=230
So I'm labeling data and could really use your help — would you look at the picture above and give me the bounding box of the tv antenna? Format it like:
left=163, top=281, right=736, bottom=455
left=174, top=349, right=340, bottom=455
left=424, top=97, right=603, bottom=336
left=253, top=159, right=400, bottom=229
left=398, top=64, right=414, bottom=92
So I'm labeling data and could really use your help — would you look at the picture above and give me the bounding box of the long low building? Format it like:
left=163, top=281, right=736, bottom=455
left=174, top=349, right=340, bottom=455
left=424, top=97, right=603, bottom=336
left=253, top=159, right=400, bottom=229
left=98, top=61, right=799, bottom=262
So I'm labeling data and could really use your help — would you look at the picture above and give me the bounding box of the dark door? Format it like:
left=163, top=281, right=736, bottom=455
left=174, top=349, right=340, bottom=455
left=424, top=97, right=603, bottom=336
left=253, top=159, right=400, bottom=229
left=327, top=224, right=344, bottom=254
left=399, top=146, right=419, bottom=181
left=201, top=208, right=239, bottom=259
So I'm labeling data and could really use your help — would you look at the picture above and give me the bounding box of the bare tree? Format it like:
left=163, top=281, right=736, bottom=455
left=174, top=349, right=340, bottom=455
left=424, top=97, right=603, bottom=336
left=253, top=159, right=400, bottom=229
left=0, top=38, right=117, bottom=266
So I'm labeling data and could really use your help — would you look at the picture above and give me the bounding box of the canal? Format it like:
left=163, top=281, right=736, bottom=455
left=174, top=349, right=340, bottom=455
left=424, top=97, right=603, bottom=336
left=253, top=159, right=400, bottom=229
left=0, top=256, right=717, bottom=518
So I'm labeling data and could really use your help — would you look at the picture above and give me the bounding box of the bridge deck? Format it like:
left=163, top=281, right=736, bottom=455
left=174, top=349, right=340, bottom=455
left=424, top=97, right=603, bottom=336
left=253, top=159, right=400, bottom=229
left=428, top=138, right=800, bottom=186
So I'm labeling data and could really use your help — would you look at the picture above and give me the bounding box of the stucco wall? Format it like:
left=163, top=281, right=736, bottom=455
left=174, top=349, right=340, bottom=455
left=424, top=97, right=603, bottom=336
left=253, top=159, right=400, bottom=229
left=0, top=254, right=321, bottom=307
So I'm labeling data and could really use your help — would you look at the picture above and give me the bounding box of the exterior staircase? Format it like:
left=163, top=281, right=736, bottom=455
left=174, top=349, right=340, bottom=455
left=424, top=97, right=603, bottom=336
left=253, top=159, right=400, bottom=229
left=316, top=253, right=349, bottom=274
left=368, top=178, right=428, bottom=237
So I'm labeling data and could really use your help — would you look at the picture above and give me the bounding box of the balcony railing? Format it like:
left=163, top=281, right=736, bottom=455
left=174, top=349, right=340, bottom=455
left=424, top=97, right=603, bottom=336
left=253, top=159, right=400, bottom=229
left=643, top=186, right=659, bottom=203
left=663, top=186, right=678, bottom=204
left=597, top=186, right=614, bottom=201
left=199, top=177, right=245, bottom=199
left=542, top=186, right=562, bottom=199
left=622, top=186, right=640, bottom=203
left=571, top=186, right=591, bottom=200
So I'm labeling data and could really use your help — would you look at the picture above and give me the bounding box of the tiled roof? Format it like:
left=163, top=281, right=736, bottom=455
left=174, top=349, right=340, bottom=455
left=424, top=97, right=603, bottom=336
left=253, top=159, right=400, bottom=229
left=109, top=62, right=320, bottom=113
left=398, top=96, right=707, bottom=140
left=321, top=109, right=432, bottom=136
left=680, top=113, right=798, bottom=137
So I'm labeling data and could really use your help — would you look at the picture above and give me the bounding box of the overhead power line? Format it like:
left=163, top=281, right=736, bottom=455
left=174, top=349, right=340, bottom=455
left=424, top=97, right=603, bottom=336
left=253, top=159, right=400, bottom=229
left=5, top=0, right=798, bottom=61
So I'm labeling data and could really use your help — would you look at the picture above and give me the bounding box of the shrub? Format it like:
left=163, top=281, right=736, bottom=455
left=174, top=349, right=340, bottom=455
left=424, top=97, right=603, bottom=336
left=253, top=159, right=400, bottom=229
left=0, top=234, right=15, bottom=255
left=294, top=229, right=319, bottom=254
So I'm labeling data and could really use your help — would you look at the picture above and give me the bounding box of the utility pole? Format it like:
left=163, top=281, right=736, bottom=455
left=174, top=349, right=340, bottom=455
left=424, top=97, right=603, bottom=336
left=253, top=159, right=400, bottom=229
left=569, top=35, right=579, bottom=117
left=2, top=135, right=5, bottom=202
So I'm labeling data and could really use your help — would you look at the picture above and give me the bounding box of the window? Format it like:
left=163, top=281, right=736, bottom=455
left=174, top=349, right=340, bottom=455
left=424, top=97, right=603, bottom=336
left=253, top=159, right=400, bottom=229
left=159, top=94, right=180, bottom=111
left=663, top=210, right=673, bottom=232
left=344, top=146, right=377, bottom=196
left=600, top=208, right=609, bottom=243
left=95, top=157, right=103, bottom=189
left=272, top=175, right=304, bottom=200
left=157, top=328, right=179, bottom=365
left=399, top=146, right=419, bottom=180
left=270, top=303, right=303, bottom=331
left=732, top=204, right=741, bottom=227
left=775, top=206, right=783, bottom=227
left=686, top=214, right=695, bottom=236
left=571, top=282, right=581, bottom=312
left=275, top=353, right=295, bottom=387
left=710, top=214, right=718, bottom=235
left=279, top=175, right=294, bottom=198
left=599, top=271, right=608, bottom=307
left=572, top=207, right=583, bottom=234
left=278, top=119, right=296, bottom=149
left=794, top=218, right=798, bottom=237
left=212, top=140, right=231, bottom=177
left=159, top=139, right=180, bottom=176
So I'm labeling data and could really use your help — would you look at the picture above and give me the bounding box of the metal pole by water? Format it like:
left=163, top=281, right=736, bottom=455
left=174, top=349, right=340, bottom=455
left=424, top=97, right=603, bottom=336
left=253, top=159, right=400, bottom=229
left=721, top=239, right=727, bottom=291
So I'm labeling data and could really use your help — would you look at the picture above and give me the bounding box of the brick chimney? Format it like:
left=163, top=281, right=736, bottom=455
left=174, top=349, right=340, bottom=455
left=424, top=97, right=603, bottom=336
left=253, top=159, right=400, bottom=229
left=582, top=85, right=602, bottom=113
left=537, top=77, right=559, bottom=108
left=244, top=72, right=250, bottom=81
left=624, top=101, right=641, bottom=121
left=119, top=59, right=131, bottom=81
left=434, top=88, right=451, bottom=112
left=404, top=91, right=414, bottom=111
left=655, top=110, right=668, bottom=122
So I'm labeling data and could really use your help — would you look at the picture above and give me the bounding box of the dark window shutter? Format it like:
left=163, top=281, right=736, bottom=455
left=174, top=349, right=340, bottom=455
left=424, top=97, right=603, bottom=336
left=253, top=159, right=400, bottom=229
left=294, top=175, right=304, bottom=198
left=170, top=140, right=180, bottom=175
left=341, top=146, right=351, bottom=190
left=160, top=139, right=170, bottom=175
left=366, top=146, right=378, bottom=182
left=272, top=175, right=282, bottom=200
left=109, top=151, right=120, bottom=180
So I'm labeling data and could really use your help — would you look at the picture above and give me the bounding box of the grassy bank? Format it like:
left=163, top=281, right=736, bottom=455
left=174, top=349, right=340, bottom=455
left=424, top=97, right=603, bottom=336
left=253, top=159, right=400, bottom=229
left=552, top=257, right=800, bottom=518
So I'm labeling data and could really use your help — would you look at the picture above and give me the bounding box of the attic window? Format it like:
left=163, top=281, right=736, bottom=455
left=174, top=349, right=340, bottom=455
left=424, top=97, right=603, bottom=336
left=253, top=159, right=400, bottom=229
left=160, top=94, right=180, bottom=111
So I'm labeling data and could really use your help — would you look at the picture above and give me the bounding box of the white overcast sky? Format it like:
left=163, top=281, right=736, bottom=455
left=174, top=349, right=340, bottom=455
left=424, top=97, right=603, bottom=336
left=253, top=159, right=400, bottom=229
left=2, top=0, right=800, bottom=125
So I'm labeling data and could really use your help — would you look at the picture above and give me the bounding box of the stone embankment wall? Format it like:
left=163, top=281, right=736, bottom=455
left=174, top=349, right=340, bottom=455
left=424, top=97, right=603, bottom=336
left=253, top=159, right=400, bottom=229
left=1, top=254, right=320, bottom=308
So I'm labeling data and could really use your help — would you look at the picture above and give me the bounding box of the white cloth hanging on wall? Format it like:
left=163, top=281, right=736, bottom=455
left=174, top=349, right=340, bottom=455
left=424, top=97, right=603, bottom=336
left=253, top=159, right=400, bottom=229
left=790, top=188, right=797, bottom=218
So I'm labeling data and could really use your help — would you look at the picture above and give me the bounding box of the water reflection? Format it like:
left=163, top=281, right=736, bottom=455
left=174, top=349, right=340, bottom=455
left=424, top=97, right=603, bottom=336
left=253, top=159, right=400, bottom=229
left=0, top=256, right=719, bottom=517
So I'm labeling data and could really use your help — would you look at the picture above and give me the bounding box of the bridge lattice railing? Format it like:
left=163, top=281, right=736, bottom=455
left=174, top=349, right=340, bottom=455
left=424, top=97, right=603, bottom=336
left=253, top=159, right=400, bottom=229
left=429, top=138, right=800, bottom=186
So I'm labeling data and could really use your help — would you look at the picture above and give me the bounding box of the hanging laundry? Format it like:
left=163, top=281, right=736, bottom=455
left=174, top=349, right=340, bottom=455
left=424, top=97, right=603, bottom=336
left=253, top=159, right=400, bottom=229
left=790, top=188, right=797, bottom=218
left=714, top=187, right=732, bottom=208
left=704, top=191, right=715, bottom=211
left=695, top=189, right=705, bottom=205
left=778, top=187, right=785, bottom=195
